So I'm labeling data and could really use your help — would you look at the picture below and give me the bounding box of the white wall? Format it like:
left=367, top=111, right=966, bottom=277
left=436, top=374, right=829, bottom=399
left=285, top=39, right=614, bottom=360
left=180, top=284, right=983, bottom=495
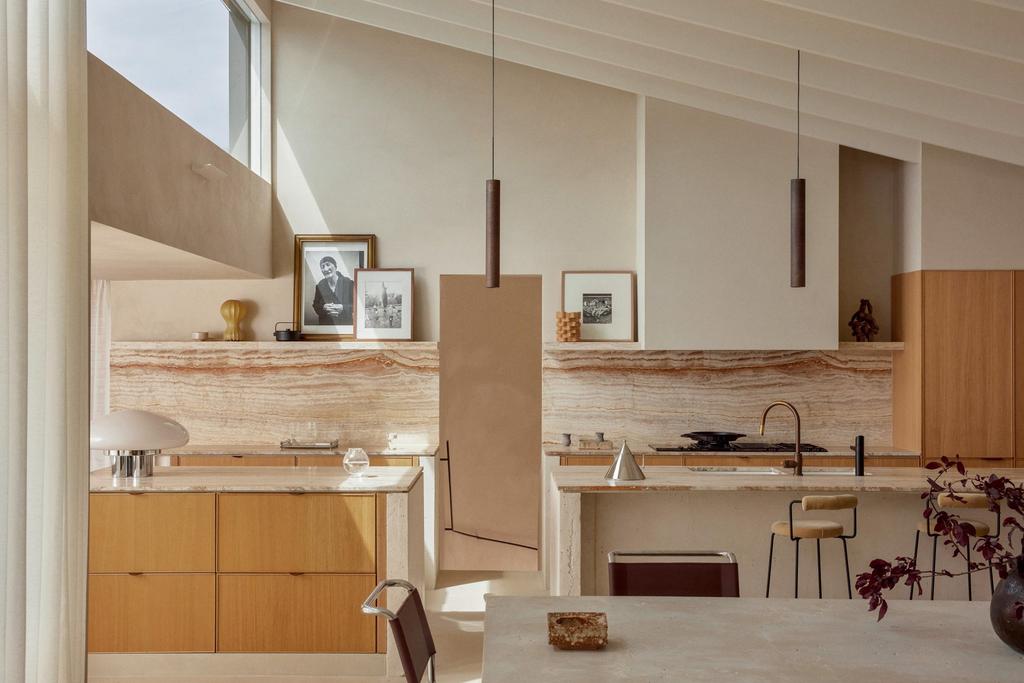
left=111, top=6, right=637, bottom=341
left=920, top=144, right=1024, bottom=269
left=642, top=98, right=839, bottom=350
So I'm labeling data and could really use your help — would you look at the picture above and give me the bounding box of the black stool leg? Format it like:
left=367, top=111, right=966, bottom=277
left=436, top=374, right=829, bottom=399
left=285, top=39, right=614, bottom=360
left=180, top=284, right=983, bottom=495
left=966, top=543, right=973, bottom=601
left=794, top=538, right=800, bottom=599
left=909, top=530, right=920, bottom=600
left=841, top=538, right=852, bottom=599
left=989, top=559, right=995, bottom=595
left=766, top=533, right=776, bottom=598
left=930, top=534, right=938, bottom=600
left=816, top=539, right=823, bottom=599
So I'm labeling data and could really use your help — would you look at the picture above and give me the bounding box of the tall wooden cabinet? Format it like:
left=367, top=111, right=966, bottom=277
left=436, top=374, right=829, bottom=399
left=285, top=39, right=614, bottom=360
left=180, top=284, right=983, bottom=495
left=892, top=271, right=1016, bottom=468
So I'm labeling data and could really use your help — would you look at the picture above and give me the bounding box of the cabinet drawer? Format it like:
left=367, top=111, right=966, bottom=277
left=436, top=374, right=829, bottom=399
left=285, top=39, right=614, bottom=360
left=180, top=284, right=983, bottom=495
left=641, top=454, right=683, bottom=467
left=89, top=493, right=215, bottom=572
left=559, top=456, right=613, bottom=466
left=87, top=574, right=215, bottom=653
left=218, top=494, right=376, bottom=572
left=217, top=574, right=376, bottom=652
left=177, top=455, right=295, bottom=466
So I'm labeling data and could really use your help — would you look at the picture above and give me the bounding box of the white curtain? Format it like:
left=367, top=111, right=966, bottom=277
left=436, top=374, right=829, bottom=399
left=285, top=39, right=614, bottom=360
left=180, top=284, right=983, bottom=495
left=90, top=280, right=110, bottom=471
left=1, top=0, right=90, bottom=681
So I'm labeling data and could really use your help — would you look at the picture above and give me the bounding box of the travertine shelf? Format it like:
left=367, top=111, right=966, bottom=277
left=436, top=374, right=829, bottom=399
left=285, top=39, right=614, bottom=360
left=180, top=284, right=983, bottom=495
left=482, top=597, right=1022, bottom=682
left=170, top=444, right=438, bottom=458
left=112, top=341, right=439, bottom=351
left=550, top=466, right=1023, bottom=493
left=89, top=466, right=422, bottom=493
left=545, top=444, right=920, bottom=458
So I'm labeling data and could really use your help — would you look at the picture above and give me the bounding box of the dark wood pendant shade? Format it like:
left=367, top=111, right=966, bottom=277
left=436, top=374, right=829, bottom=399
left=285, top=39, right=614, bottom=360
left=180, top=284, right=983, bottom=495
left=790, top=178, right=805, bottom=288
left=486, top=179, right=500, bottom=288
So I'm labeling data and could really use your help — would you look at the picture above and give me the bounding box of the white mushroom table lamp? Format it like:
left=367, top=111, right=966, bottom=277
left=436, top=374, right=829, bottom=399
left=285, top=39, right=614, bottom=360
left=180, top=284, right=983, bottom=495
left=91, top=409, right=189, bottom=480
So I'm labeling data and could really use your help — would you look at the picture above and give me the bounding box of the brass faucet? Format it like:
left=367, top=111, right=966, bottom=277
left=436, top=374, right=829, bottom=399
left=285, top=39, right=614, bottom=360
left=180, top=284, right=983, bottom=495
left=759, top=401, right=802, bottom=476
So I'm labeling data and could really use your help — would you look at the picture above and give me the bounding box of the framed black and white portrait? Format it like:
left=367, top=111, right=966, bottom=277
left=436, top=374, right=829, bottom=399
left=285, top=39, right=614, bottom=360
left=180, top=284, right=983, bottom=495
left=355, top=268, right=414, bottom=341
left=561, top=271, right=636, bottom=342
left=293, top=234, right=376, bottom=339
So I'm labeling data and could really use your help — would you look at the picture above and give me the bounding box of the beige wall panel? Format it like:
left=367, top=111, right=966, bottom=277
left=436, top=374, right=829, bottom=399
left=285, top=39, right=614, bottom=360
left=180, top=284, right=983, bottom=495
left=544, top=347, right=892, bottom=447
left=440, top=275, right=541, bottom=570
left=88, top=56, right=271, bottom=277
left=838, top=147, right=898, bottom=341
left=108, top=342, right=438, bottom=449
left=642, top=98, right=839, bottom=349
left=920, top=145, right=1024, bottom=269
left=110, top=7, right=636, bottom=342
left=1017, top=272, right=1024, bottom=468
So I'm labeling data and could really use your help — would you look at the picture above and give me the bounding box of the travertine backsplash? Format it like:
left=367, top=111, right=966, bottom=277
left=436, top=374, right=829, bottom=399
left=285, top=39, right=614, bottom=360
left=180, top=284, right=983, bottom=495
left=109, top=342, right=439, bottom=449
left=543, top=348, right=893, bottom=447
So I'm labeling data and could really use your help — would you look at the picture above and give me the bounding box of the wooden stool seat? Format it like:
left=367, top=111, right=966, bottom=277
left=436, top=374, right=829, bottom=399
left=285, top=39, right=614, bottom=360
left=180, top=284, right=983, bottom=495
left=771, top=520, right=844, bottom=539
left=917, top=518, right=991, bottom=537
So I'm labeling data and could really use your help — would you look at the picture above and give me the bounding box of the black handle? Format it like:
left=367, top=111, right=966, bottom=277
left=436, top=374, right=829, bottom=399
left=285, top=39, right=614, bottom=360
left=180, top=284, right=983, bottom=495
left=854, top=435, right=865, bottom=476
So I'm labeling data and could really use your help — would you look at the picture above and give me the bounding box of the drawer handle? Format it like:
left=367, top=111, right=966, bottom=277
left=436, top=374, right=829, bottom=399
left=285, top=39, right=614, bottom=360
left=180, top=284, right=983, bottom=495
left=288, top=492, right=305, bottom=496
left=128, top=491, right=145, bottom=496
left=128, top=572, right=143, bottom=576
left=289, top=572, right=305, bottom=576
left=231, top=455, right=244, bottom=459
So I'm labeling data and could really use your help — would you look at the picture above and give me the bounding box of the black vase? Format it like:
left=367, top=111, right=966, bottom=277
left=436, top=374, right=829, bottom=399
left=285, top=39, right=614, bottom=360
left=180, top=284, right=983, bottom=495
left=990, top=556, right=1024, bottom=654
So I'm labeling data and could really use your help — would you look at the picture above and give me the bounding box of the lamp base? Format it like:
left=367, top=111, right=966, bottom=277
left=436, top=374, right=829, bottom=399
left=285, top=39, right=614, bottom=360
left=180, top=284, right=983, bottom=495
left=109, top=450, right=159, bottom=480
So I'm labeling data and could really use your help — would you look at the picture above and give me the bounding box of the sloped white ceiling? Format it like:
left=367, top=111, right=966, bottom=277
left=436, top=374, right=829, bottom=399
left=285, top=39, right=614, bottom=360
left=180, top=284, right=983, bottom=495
left=281, top=0, right=1024, bottom=165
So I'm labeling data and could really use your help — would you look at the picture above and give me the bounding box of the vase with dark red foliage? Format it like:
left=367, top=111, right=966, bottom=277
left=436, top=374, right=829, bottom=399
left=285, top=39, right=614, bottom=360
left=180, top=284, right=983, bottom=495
left=991, top=556, right=1024, bottom=654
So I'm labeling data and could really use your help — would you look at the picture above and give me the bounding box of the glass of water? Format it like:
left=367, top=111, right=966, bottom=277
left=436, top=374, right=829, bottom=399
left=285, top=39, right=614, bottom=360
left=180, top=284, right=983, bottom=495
left=343, top=447, right=370, bottom=476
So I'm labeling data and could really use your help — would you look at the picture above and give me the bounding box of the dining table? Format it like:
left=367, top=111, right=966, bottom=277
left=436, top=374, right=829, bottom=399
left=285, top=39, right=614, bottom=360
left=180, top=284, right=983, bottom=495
left=481, top=595, right=1023, bottom=682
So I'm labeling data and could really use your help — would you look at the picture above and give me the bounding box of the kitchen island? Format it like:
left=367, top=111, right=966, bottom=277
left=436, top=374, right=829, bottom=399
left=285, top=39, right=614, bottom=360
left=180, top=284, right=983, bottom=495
left=88, top=466, right=423, bottom=681
left=546, top=466, right=1023, bottom=599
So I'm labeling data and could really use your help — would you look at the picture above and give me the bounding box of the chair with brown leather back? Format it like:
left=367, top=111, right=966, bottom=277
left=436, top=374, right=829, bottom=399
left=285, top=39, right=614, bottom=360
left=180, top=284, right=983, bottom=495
left=608, top=550, right=740, bottom=597
left=362, top=579, right=436, bottom=683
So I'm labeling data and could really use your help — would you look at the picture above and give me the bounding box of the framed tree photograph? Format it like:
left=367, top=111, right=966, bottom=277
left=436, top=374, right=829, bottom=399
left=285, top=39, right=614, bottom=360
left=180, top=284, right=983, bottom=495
left=293, top=234, right=376, bottom=339
left=354, top=268, right=414, bottom=341
left=561, top=271, right=636, bottom=342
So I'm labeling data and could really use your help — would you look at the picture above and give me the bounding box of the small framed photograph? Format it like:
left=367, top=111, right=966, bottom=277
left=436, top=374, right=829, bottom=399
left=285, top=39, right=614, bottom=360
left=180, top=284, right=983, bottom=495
left=561, top=271, right=636, bottom=342
left=355, top=268, right=414, bottom=341
left=293, top=234, right=376, bottom=339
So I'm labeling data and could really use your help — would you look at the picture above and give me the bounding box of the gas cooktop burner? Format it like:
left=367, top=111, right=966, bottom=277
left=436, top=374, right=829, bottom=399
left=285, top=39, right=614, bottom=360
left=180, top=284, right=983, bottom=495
left=657, top=441, right=829, bottom=453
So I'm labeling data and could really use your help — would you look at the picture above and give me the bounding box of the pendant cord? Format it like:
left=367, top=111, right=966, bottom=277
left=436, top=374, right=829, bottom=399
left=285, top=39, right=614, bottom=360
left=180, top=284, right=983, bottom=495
left=491, top=0, right=495, bottom=180
left=796, top=49, right=801, bottom=179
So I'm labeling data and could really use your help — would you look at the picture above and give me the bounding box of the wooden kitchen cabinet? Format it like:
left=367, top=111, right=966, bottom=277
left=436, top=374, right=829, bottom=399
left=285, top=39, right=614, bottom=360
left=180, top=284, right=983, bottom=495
left=218, top=493, right=376, bottom=573
left=217, top=574, right=377, bottom=653
left=89, top=493, right=215, bottom=572
left=87, top=573, right=215, bottom=653
left=893, top=271, right=1014, bottom=464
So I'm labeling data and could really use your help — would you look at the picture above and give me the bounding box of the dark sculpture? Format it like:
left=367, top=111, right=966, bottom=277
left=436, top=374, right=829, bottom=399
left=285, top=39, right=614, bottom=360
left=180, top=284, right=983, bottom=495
left=848, top=299, right=879, bottom=342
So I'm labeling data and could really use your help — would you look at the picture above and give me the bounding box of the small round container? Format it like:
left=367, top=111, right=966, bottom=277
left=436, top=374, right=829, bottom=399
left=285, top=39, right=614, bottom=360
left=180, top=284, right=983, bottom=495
left=191, top=331, right=209, bottom=341
left=343, top=447, right=370, bottom=477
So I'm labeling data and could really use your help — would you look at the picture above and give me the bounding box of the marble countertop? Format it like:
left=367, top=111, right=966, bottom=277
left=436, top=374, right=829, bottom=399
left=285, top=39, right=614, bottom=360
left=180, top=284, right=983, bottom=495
left=551, top=465, right=1023, bottom=493
left=482, top=596, right=1022, bottom=682
left=545, top=443, right=920, bottom=458
left=90, top=466, right=422, bottom=493
left=168, top=444, right=438, bottom=457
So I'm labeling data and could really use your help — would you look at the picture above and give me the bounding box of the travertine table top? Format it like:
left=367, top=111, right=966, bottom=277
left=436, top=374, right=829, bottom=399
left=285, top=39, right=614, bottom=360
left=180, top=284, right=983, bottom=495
left=168, top=444, right=438, bottom=457
left=551, top=466, right=1024, bottom=493
left=89, top=466, right=422, bottom=493
left=482, top=596, right=1023, bottom=682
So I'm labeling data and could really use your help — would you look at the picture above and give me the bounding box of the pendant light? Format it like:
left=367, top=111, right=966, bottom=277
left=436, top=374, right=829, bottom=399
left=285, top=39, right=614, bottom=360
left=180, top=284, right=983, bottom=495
left=790, top=49, right=806, bottom=288
left=485, top=0, right=501, bottom=288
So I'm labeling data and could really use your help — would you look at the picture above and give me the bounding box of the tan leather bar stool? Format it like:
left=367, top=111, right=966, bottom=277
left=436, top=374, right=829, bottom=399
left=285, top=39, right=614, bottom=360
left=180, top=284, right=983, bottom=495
left=910, top=492, right=999, bottom=601
left=766, top=494, right=858, bottom=599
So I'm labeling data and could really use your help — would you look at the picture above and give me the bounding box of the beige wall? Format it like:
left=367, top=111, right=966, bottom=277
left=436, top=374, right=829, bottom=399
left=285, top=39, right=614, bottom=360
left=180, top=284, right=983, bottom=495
left=111, top=7, right=637, bottom=341
left=642, top=99, right=839, bottom=350
left=89, top=56, right=272, bottom=278
left=920, top=144, right=1024, bottom=269
left=894, top=158, right=922, bottom=274
left=838, top=148, right=899, bottom=341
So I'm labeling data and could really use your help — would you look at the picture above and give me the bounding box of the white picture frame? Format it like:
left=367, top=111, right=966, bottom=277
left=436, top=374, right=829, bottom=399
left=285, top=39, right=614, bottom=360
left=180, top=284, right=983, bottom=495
left=354, top=268, right=414, bottom=341
left=561, top=271, right=636, bottom=342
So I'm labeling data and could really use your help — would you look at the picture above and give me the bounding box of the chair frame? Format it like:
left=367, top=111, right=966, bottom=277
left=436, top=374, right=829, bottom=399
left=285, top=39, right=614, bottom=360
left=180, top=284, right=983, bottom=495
left=362, top=579, right=435, bottom=683
left=766, top=499, right=857, bottom=600
left=909, top=498, right=1000, bottom=601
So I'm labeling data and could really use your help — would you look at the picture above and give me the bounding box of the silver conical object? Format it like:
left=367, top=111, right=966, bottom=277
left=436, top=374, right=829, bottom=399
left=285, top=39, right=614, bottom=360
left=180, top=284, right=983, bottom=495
left=605, top=441, right=645, bottom=481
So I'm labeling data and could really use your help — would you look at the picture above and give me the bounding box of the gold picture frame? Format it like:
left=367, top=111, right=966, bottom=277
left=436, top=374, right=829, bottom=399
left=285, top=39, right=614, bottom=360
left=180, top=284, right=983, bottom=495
left=292, top=234, right=376, bottom=340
